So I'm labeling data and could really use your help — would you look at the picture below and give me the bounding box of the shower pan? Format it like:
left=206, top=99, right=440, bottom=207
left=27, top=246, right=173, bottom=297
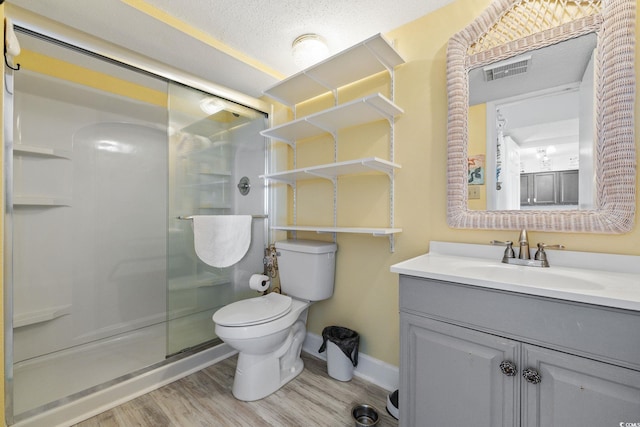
left=4, top=29, right=269, bottom=424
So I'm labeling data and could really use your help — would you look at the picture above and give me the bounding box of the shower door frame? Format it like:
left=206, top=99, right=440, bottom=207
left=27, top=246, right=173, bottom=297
left=2, top=14, right=273, bottom=425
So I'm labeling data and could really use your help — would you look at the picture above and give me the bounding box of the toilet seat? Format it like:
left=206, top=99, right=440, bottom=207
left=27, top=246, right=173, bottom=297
left=213, top=293, right=292, bottom=327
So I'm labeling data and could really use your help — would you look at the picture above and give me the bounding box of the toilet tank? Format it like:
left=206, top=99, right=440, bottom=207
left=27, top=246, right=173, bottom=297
left=274, top=239, right=337, bottom=301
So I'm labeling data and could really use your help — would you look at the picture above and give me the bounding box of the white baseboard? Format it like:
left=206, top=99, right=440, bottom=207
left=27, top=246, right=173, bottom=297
left=302, top=332, right=399, bottom=393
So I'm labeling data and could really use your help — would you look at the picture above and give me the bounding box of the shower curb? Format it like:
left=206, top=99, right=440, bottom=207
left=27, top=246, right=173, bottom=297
left=11, top=344, right=236, bottom=427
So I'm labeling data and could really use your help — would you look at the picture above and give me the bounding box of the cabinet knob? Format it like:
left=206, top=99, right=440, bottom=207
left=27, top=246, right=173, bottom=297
left=522, top=368, right=542, bottom=384
left=499, top=360, right=517, bottom=376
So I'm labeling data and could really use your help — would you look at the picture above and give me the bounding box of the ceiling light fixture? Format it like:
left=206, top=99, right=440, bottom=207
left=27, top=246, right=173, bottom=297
left=199, top=97, right=225, bottom=115
left=292, top=34, right=329, bottom=69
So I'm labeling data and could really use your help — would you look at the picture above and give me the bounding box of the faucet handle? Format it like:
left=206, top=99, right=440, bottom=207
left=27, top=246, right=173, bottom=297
left=491, top=240, right=515, bottom=259
left=534, top=243, right=565, bottom=265
left=535, top=243, right=565, bottom=252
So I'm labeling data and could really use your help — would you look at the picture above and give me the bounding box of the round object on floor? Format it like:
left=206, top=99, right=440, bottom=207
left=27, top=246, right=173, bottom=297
left=386, top=389, right=399, bottom=420
left=352, top=404, right=379, bottom=426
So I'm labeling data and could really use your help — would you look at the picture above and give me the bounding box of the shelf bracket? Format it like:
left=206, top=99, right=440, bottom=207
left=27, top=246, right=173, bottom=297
left=364, top=42, right=394, bottom=74
left=365, top=99, right=397, bottom=125
left=369, top=232, right=396, bottom=253
left=261, top=176, right=296, bottom=189
left=361, top=160, right=394, bottom=179
left=304, top=72, right=338, bottom=102
left=278, top=138, right=297, bottom=148
left=304, top=170, right=336, bottom=184
left=306, top=119, right=338, bottom=143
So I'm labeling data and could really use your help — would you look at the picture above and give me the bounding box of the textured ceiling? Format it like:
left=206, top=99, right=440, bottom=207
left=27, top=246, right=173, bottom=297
left=8, top=0, right=453, bottom=98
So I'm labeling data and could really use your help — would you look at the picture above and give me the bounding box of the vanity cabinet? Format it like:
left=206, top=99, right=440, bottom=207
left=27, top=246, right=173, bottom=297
left=522, top=344, right=640, bottom=426
left=399, top=275, right=640, bottom=427
left=401, top=313, right=519, bottom=426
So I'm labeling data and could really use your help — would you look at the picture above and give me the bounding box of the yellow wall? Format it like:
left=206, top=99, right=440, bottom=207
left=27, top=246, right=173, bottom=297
left=468, top=103, right=487, bottom=210
left=296, top=0, right=640, bottom=367
left=18, top=50, right=167, bottom=107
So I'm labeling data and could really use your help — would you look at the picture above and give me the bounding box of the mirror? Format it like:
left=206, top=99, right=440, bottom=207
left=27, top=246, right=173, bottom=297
left=447, top=0, right=636, bottom=232
left=468, top=33, right=596, bottom=211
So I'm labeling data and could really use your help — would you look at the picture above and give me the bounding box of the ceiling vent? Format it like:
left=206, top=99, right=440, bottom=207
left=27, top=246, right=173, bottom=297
left=484, top=55, right=531, bottom=81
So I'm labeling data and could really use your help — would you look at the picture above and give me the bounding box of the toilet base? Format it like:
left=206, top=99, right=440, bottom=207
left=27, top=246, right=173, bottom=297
left=231, top=320, right=306, bottom=401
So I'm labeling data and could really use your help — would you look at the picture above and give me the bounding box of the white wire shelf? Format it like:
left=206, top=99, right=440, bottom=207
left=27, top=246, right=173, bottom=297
left=260, top=157, right=401, bottom=186
left=264, top=34, right=405, bottom=107
left=261, top=93, right=403, bottom=144
left=271, top=225, right=402, bottom=236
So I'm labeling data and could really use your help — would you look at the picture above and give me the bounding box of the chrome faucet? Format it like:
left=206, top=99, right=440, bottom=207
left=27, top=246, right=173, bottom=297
left=517, top=229, right=530, bottom=260
left=491, top=229, right=564, bottom=267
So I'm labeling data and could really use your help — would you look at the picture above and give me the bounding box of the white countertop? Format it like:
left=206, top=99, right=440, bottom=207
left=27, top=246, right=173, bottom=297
left=391, top=241, right=640, bottom=312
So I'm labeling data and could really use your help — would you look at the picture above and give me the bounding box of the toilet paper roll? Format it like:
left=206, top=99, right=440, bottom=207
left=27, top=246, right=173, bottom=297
left=249, top=274, right=270, bottom=292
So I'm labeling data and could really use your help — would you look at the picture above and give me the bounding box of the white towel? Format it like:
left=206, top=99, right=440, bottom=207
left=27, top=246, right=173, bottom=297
left=192, top=215, right=252, bottom=268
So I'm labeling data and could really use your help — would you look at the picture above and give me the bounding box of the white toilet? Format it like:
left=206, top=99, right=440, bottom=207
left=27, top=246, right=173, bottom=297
left=212, top=239, right=337, bottom=401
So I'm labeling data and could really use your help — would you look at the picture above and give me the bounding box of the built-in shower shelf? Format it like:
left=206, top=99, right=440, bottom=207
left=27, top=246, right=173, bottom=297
left=169, top=273, right=231, bottom=291
left=260, top=157, right=400, bottom=186
left=182, top=180, right=229, bottom=188
left=192, top=170, right=232, bottom=176
left=264, top=33, right=404, bottom=106
left=271, top=225, right=402, bottom=236
left=13, top=144, right=72, bottom=159
left=13, top=196, right=72, bottom=206
left=198, top=204, right=232, bottom=210
left=14, top=304, right=72, bottom=328
left=260, top=93, right=403, bottom=145
left=184, top=144, right=232, bottom=158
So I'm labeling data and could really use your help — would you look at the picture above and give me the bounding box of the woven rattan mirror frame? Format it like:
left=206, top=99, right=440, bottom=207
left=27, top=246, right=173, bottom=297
left=446, top=0, right=636, bottom=232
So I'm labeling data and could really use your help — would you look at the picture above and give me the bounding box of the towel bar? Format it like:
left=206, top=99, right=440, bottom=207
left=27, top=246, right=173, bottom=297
left=177, top=215, right=268, bottom=220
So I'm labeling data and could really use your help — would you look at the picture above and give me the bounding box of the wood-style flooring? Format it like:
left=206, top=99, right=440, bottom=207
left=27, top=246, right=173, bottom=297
left=74, top=352, right=398, bottom=426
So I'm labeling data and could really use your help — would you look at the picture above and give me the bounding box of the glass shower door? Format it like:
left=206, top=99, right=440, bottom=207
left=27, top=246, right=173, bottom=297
left=8, top=31, right=169, bottom=418
left=167, top=83, right=268, bottom=355
left=5, top=28, right=270, bottom=422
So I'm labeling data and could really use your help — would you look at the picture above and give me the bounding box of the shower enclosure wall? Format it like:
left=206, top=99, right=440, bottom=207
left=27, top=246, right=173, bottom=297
left=4, top=30, right=269, bottom=423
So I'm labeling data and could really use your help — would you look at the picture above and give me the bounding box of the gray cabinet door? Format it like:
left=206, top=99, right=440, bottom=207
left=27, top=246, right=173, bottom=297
left=400, top=313, right=520, bottom=427
left=522, top=344, right=640, bottom=427
left=520, top=172, right=557, bottom=205
left=532, top=172, right=557, bottom=204
left=559, top=170, right=579, bottom=204
left=521, top=174, right=533, bottom=205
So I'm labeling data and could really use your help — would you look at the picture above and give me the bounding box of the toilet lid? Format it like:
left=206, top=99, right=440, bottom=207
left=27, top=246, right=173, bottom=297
left=212, top=293, right=293, bottom=327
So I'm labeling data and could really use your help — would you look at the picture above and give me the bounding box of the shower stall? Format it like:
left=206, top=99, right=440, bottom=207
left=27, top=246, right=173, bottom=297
left=4, top=29, right=270, bottom=424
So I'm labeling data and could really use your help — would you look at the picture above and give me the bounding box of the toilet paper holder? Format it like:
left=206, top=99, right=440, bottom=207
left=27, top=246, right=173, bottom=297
left=250, top=274, right=270, bottom=292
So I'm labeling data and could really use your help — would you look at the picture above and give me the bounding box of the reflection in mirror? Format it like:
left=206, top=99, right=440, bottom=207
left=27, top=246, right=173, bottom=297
left=446, top=0, right=636, bottom=233
left=467, top=34, right=596, bottom=211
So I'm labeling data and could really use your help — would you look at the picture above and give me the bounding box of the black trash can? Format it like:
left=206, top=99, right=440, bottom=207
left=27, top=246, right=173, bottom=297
left=319, top=326, right=359, bottom=381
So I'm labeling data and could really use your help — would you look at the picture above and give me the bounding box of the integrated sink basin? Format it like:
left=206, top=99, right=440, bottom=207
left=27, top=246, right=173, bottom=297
left=452, top=262, right=606, bottom=291
left=391, top=241, right=640, bottom=311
